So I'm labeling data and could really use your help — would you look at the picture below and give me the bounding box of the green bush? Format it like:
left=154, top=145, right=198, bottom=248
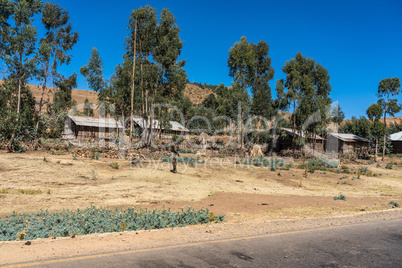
left=333, top=194, right=346, bottom=201
left=385, top=163, right=393, bottom=169
left=389, top=201, right=400, bottom=207
left=0, top=206, right=225, bottom=241
left=109, top=162, right=119, bottom=170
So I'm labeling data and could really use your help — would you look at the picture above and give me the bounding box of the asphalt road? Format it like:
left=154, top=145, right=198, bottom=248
left=7, top=219, right=402, bottom=268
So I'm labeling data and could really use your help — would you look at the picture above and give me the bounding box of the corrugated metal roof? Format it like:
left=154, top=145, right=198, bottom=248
left=281, top=128, right=324, bottom=140
left=129, top=117, right=189, bottom=132
left=390, top=131, right=402, bottom=141
left=67, top=115, right=123, bottom=129
left=330, top=133, right=371, bottom=143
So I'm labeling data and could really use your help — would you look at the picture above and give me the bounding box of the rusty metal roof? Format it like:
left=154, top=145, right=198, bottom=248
left=67, top=115, right=123, bottom=129
left=330, top=133, right=371, bottom=143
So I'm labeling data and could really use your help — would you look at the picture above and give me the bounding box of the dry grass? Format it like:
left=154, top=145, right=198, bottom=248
left=0, top=151, right=401, bottom=220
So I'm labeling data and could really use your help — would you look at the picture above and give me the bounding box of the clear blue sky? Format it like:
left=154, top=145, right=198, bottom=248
left=36, top=0, right=402, bottom=118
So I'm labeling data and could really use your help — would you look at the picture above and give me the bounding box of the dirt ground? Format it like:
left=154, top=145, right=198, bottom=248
left=0, top=150, right=401, bottom=265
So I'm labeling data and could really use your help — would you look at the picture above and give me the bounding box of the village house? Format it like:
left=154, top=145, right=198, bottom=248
left=326, top=133, right=371, bottom=155
left=126, top=116, right=190, bottom=137
left=390, top=131, right=402, bottom=154
left=62, top=115, right=123, bottom=146
left=271, top=128, right=325, bottom=153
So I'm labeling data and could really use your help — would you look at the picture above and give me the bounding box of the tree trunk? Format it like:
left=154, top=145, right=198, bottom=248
left=36, top=64, right=49, bottom=132
left=375, top=137, right=378, bottom=162
left=130, top=19, right=137, bottom=146
left=382, top=104, right=387, bottom=161
left=292, top=101, right=296, bottom=152
left=7, top=48, right=23, bottom=152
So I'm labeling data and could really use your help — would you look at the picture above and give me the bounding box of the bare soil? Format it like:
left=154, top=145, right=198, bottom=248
left=0, top=151, right=401, bottom=265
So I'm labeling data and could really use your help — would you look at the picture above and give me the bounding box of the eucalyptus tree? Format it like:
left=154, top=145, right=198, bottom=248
left=366, top=103, right=385, bottom=162
left=250, top=41, right=275, bottom=120
left=377, top=77, right=401, bottom=161
left=125, top=6, right=186, bottom=146
left=35, top=2, right=79, bottom=131
left=0, top=0, right=43, bottom=151
left=275, top=53, right=332, bottom=150
left=227, top=36, right=254, bottom=148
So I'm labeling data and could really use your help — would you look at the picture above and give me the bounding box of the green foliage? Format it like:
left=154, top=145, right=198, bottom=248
left=389, top=201, right=400, bottom=207
left=72, top=157, right=77, bottom=161
left=376, top=163, right=381, bottom=168
left=17, top=189, right=42, bottom=195
left=0, top=206, right=225, bottom=241
left=385, top=162, right=393, bottom=169
left=43, top=157, right=48, bottom=162
left=162, top=156, right=204, bottom=164
left=341, top=165, right=350, bottom=174
left=301, top=158, right=339, bottom=173
left=172, top=135, right=184, bottom=144
left=0, top=188, right=10, bottom=194
left=333, top=194, right=346, bottom=201
left=109, top=162, right=119, bottom=170
left=91, top=170, right=98, bottom=181
left=366, top=159, right=374, bottom=165
left=178, top=149, right=194, bottom=154
left=50, top=148, right=66, bottom=155
left=359, top=167, right=373, bottom=176
left=243, top=156, right=286, bottom=171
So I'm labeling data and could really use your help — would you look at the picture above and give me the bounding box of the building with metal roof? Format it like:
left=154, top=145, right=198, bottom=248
left=390, top=131, right=402, bottom=153
left=127, top=116, right=189, bottom=135
left=62, top=115, right=123, bottom=146
left=327, top=133, right=371, bottom=155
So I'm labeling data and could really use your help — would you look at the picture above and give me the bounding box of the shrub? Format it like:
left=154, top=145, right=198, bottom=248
left=366, top=159, right=374, bottom=165
left=305, top=158, right=338, bottom=173
left=359, top=167, right=373, bottom=176
left=50, top=149, right=66, bottom=155
left=376, top=163, right=381, bottom=168
left=17, top=189, right=42, bottom=195
left=109, top=162, right=119, bottom=170
left=0, top=206, right=225, bottom=241
left=334, top=194, right=346, bottom=201
left=43, top=157, right=48, bottom=162
left=385, top=163, right=393, bottom=170
left=341, top=165, right=350, bottom=174
left=389, top=201, right=400, bottom=207
left=0, top=188, right=10, bottom=194
left=73, top=157, right=77, bottom=160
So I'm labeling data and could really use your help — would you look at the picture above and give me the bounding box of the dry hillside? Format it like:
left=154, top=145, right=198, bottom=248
left=1, top=80, right=216, bottom=108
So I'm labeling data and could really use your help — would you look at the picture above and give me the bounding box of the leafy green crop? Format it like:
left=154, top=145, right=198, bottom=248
left=0, top=207, right=225, bottom=241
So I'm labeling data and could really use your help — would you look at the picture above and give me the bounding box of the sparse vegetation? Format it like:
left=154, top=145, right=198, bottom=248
left=389, top=201, right=400, bottom=207
left=109, top=162, right=119, bottom=170
left=0, top=206, right=225, bottom=241
left=334, top=194, right=346, bottom=201
left=17, top=189, right=42, bottom=195
left=385, top=162, right=394, bottom=169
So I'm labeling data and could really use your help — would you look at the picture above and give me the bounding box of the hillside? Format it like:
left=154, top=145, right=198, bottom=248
left=184, top=83, right=216, bottom=105
left=1, top=80, right=216, bottom=109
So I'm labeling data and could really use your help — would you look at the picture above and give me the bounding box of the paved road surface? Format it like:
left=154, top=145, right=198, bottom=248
left=6, top=219, right=402, bottom=267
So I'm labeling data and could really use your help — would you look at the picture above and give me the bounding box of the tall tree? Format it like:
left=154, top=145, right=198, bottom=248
left=0, top=0, right=43, bottom=151
left=227, top=36, right=254, bottom=148
left=35, top=2, right=78, bottom=132
left=377, top=77, right=401, bottom=161
left=366, top=103, right=385, bottom=162
left=250, top=41, right=275, bottom=120
left=275, top=52, right=332, bottom=151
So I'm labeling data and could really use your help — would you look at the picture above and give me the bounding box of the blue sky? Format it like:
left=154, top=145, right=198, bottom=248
left=25, top=1, right=402, bottom=118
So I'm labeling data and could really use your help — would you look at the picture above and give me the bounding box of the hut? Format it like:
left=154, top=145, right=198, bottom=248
left=326, top=133, right=370, bottom=155
left=62, top=115, right=123, bottom=146
left=272, top=128, right=325, bottom=153
left=390, top=131, right=402, bottom=154
left=126, top=117, right=189, bottom=137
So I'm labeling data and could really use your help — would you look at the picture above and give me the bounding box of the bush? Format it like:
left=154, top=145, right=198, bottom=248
left=303, top=158, right=339, bottom=173
left=389, top=201, right=400, bottom=207
left=366, top=159, right=374, bottom=165
left=109, top=162, right=119, bottom=170
left=341, top=165, right=350, bottom=174
left=385, top=163, right=393, bottom=170
left=50, top=148, right=66, bottom=155
left=0, top=206, right=225, bottom=241
left=333, top=194, right=346, bottom=201
left=359, top=167, right=373, bottom=176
